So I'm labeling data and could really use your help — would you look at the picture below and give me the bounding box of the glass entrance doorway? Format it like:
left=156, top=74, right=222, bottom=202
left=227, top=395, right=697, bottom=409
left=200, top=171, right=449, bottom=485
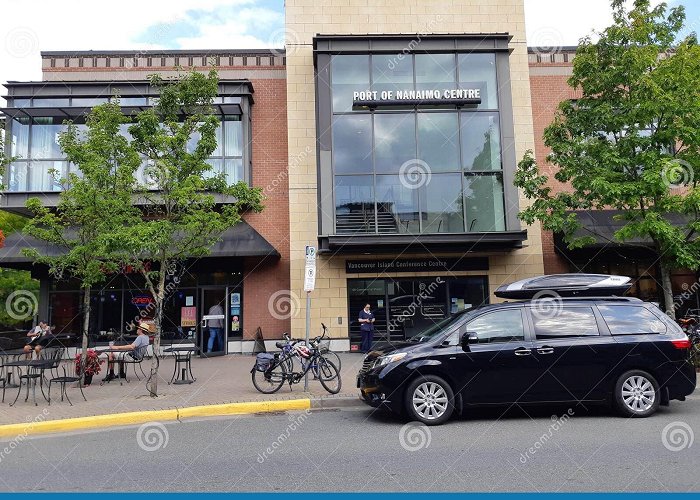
left=200, top=288, right=227, bottom=357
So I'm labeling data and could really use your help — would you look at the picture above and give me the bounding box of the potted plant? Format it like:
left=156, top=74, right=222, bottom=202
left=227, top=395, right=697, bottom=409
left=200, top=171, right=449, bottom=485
left=75, top=349, right=103, bottom=386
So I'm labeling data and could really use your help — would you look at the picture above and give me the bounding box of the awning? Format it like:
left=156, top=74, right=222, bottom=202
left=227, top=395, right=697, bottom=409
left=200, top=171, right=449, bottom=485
left=0, top=221, right=279, bottom=270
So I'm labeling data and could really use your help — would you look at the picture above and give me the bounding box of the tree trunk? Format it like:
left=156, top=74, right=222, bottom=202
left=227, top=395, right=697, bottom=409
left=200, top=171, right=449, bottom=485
left=660, top=263, right=676, bottom=319
left=81, top=286, right=91, bottom=374
left=148, top=268, right=167, bottom=397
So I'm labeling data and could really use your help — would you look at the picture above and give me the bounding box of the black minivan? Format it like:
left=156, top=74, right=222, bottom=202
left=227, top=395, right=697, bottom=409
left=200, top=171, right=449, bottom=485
left=357, top=276, right=697, bottom=425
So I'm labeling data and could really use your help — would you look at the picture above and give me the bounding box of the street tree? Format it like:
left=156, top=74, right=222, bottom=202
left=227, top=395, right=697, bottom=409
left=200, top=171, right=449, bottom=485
left=23, top=101, right=141, bottom=365
left=514, top=0, right=700, bottom=317
left=117, top=70, right=264, bottom=396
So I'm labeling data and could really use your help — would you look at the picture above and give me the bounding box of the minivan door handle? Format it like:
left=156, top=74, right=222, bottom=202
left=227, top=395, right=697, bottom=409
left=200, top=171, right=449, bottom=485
left=537, top=346, right=555, bottom=355
left=514, top=347, right=532, bottom=356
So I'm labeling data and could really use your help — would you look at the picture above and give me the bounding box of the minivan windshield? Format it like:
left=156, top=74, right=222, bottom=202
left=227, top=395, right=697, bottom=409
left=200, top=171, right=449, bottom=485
left=407, top=308, right=475, bottom=343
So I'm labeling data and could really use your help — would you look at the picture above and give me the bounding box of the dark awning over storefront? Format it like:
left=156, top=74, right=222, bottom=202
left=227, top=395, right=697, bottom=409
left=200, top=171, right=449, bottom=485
left=0, top=221, right=279, bottom=270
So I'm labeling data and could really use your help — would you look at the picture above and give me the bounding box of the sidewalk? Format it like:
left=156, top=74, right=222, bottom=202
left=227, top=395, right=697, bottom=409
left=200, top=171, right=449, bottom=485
left=0, top=352, right=367, bottom=426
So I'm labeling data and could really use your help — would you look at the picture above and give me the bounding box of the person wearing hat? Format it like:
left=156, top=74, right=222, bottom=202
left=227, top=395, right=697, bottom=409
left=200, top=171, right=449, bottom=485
left=104, top=322, right=151, bottom=381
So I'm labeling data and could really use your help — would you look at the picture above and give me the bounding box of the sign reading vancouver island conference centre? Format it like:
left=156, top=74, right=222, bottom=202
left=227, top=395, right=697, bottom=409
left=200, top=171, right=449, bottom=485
left=352, top=87, right=482, bottom=107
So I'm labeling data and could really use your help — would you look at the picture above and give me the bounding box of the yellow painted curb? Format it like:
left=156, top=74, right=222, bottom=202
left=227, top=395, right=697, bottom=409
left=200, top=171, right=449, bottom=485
left=0, top=398, right=311, bottom=439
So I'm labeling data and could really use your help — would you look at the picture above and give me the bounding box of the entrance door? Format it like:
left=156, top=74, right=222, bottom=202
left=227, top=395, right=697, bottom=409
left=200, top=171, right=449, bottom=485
left=200, top=288, right=227, bottom=357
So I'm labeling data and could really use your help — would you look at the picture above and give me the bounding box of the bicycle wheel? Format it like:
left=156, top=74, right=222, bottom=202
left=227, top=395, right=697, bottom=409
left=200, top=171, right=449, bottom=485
left=321, top=351, right=342, bottom=371
left=316, top=357, right=342, bottom=394
left=251, top=360, right=287, bottom=394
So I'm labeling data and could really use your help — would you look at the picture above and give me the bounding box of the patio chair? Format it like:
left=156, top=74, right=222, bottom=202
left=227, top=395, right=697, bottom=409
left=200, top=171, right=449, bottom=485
left=116, top=344, right=149, bottom=382
left=48, top=356, right=86, bottom=406
left=39, top=347, right=65, bottom=381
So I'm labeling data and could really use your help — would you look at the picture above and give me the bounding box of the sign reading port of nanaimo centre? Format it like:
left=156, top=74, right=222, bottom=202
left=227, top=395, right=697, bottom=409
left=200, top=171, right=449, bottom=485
left=346, top=257, right=489, bottom=274
left=352, top=88, right=482, bottom=108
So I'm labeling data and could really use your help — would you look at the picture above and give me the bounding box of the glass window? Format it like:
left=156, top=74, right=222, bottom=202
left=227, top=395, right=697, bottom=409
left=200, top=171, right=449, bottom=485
left=461, top=112, right=501, bottom=170
left=335, top=175, right=375, bottom=234
left=71, top=97, right=108, bottom=107
left=422, top=173, right=464, bottom=233
left=331, top=55, right=370, bottom=112
left=376, top=175, right=420, bottom=234
left=332, top=115, right=372, bottom=174
left=28, top=161, right=66, bottom=191
left=12, top=98, right=30, bottom=108
left=417, top=113, right=460, bottom=172
left=10, top=118, right=29, bottom=158
left=372, top=54, right=414, bottom=96
left=449, top=278, right=489, bottom=314
left=7, top=162, right=28, bottom=191
left=415, top=54, right=456, bottom=91
left=463, top=174, right=505, bottom=232
left=223, top=118, right=242, bottom=157
left=458, top=53, right=498, bottom=109
left=598, top=305, right=666, bottom=335
left=373, top=114, right=416, bottom=173
left=467, top=309, right=524, bottom=343
left=32, top=98, right=70, bottom=107
left=30, top=122, right=65, bottom=159
left=532, top=307, right=600, bottom=339
left=116, top=97, right=148, bottom=106
left=224, top=158, right=244, bottom=183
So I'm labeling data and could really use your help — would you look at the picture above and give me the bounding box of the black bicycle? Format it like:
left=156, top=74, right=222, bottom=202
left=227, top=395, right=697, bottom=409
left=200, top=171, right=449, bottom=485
left=251, top=336, right=342, bottom=395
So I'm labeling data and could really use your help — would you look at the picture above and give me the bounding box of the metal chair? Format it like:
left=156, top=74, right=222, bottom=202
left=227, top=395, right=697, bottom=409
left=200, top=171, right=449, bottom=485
left=39, top=347, right=65, bottom=381
left=48, top=356, right=86, bottom=406
left=116, top=344, right=149, bottom=382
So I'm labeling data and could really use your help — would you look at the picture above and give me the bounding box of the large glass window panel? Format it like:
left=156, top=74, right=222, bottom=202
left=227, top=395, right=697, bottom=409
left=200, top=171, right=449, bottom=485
left=224, top=158, right=243, bottom=183
left=461, top=112, right=501, bottom=171
left=115, top=97, right=148, bottom=106
left=376, top=175, right=420, bottom=234
left=28, top=161, right=66, bottom=191
left=32, top=98, right=70, bottom=107
left=458, top=53, right=498, bottom=110
left=7, top=162, right=28, bottom=191
left=30, top=122, right=65, bottom=159
left=12, top=98, right=30, bottom=108
left=331, top=55, right=370, bottom=112
left=71, top=97, right=108, bottom=107
left=332, top=115, right=372, bottom=174
left=415, top=54, right=456, bottom=91
left=335, top=175, right=375, bottom=234
left=417, top=113, right=459, bottom=172
left=372, top=54, right=414, bottom=96
left=463, top=174, right=505, bottom=232
left=223, top=118, right=242, bottom=157
left=10, top=118, right=29, bottom=157
left=373, top=114, right=416, bottom=174
left=422, top=173, right=464, bottom=233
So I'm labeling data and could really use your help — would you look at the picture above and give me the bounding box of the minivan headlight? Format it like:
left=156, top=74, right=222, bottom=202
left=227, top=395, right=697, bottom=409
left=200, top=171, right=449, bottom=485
left=378, top=352, right=407, bottom=366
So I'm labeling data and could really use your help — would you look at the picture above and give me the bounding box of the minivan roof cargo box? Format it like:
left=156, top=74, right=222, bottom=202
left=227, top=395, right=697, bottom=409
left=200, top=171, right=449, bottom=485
left=495, top=274, right=633, bottom=299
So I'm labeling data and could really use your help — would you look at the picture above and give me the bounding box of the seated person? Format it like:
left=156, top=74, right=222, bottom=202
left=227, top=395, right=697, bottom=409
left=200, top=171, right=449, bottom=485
left=23, top=321, right=51, bottom=358
left=105, top=323, right=150, bottom=381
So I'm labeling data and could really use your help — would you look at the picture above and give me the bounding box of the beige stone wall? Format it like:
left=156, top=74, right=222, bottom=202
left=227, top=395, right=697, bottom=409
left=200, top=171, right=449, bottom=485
left=286, top=0, right=543, bottom=338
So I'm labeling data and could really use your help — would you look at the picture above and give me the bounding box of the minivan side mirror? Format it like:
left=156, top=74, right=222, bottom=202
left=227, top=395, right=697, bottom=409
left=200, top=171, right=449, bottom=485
left=461, top=331, right=479, bottom=351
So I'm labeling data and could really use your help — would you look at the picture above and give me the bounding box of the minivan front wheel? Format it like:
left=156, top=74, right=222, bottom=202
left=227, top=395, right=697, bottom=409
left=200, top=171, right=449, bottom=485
left=614, top=370, right=660, bottom=417
left=405, top=375, right=455, bottom=425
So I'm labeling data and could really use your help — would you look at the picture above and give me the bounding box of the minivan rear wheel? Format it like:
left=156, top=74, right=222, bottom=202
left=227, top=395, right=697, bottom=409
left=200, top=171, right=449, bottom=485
left=613, top=370, right=660, bottom=418
left=405, top=375, right=455, bottom=425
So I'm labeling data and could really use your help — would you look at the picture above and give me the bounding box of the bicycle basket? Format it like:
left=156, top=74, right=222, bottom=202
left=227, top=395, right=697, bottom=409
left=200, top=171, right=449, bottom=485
left=317, top=339, right=330, bottom=354
left=255, top=353, right=275, bottom=372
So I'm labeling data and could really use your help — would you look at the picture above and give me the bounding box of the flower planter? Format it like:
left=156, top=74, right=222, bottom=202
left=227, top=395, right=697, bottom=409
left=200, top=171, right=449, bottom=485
left=83, top=374, right=93, bottom=386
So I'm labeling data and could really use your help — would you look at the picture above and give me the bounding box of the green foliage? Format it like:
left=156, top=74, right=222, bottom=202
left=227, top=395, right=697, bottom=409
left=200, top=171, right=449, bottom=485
left=514, top=0, right=700, bottom=314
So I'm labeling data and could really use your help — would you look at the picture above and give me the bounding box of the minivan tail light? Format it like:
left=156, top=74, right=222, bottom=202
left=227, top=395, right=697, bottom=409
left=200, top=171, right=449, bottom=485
left=671, top=339, right=691, bottom=349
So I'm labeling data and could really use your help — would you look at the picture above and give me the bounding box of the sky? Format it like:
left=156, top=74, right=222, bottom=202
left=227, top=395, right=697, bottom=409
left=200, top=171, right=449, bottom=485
left=0, top=0, right=698, bottom=91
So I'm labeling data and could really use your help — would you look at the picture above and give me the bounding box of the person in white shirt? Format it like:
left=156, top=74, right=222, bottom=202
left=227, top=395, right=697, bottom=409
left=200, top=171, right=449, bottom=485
left=23, top=321, right=50, bottom=358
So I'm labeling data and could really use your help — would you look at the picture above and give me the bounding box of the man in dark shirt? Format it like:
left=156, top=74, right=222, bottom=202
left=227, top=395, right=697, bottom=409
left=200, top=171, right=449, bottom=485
left=358, top=303, right=375, bottom=353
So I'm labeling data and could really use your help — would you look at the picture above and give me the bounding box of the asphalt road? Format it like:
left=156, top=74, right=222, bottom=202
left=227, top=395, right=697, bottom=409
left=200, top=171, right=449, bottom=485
left=0, top=393, right=698, bottom=492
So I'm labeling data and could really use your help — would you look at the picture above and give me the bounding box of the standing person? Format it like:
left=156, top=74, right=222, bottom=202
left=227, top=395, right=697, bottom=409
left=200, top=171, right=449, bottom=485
left=23, top=321, right=49, bottom=358
left=104, top=322, right=150, bottom=381
left=207, top=303, right=224, bottom=352
left=358, top=303, right=375, bottom=353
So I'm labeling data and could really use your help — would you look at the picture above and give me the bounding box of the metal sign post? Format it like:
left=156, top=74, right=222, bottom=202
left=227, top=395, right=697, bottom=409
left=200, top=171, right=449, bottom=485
left=303, top=245, right=316, bottom=391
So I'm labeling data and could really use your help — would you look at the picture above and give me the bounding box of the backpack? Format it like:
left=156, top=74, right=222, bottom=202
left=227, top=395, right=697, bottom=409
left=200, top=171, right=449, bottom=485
left=255, top=353, right=275, bottom=372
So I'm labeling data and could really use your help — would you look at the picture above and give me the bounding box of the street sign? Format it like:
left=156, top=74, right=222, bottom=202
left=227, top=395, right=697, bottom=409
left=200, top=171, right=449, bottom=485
left=305, top=245, right=317, bottom=263
left=304, top=263, right=316, bottom=292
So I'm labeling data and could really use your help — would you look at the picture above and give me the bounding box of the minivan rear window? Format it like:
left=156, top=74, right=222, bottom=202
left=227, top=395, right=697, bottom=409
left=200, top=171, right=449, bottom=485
left=532, top=306, right=599, bottom=339
left=598, top=305, right=666, bottom=335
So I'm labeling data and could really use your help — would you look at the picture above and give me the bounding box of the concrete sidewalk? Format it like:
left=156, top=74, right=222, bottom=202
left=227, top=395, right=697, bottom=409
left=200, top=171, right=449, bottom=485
left=0, top=352, right=367, bottom=426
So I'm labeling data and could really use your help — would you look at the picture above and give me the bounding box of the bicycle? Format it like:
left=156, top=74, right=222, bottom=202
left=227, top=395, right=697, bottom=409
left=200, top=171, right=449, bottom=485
left=317, top=323, right=342, bottom=372
left=251, top=336, right=342, bottom=395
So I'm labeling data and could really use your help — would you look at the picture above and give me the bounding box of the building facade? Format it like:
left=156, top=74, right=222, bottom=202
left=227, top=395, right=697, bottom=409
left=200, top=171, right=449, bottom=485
left=0, top=50, right=292, bottom=352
